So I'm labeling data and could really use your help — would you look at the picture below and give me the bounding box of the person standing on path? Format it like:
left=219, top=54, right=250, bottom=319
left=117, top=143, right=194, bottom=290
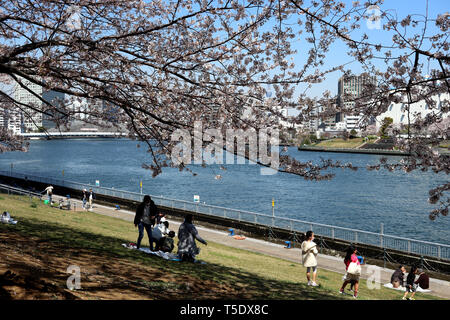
left=301, top=231, right=319, bottom=287
left=82, top=189, right=88, bottom=210
left=177, top=214, right=207, bottom=262
left=134, top=195, right=158, bottom=251
left=88, top=188, right=95, bottom=211
left=43, top=186, right=54, bottom=205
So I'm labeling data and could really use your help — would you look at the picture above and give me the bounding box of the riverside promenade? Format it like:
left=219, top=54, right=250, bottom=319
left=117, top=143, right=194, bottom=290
left=53, top=194, right=450, bottom=300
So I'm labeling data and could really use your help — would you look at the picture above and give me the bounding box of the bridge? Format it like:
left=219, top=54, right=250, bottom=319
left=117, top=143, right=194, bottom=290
left=19, top=131, right=128, bottom=139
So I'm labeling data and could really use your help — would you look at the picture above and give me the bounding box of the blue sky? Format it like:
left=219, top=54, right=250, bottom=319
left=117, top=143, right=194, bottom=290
left=288, top=0, right=449, bottom=101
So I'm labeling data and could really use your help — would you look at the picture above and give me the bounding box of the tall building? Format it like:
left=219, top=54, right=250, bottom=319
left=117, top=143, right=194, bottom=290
left=0, top=97, right=24, bottom=134
left=337, top=73, right=376, bottom=130
left=13, top=78, right=43, bottom=131
left=0, top=77, right=68, bottom=132
left=42, top=89, right=66, bottom=129
left=0, top=83, right=23, bottom=134
left=307, top=105, right=321, bottom=131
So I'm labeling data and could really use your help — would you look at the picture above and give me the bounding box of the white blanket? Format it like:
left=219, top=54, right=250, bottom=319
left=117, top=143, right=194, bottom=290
left=1, top=215, right=17, bottom=225
left=383, top=283, right=431, bottom=292
left=121, top=243, right=181, bottom=261
left=121, top=243, right=206, bottom=264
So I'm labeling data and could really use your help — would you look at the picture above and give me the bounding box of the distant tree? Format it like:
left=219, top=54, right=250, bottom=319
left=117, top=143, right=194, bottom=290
left=379, top=117, right=394, bottom=139
left=342, top=130, right=349, bottom=141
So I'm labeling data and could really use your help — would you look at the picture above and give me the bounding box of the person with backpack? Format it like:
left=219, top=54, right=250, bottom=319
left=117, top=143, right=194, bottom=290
left=157, top=231, right=176, bottom=253
left=134, top=195, right=158, bottom=251
left=301, top=231, right=319, bottom=287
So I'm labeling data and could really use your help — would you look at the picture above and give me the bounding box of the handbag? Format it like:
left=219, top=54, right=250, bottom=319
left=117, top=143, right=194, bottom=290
left=347, top=262, right=361, bottom=275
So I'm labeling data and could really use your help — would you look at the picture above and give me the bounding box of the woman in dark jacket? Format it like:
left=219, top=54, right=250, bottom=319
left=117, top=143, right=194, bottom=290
left=134, top=195, right=158, bottom=250
left=402, top=266, right=418, bottom=300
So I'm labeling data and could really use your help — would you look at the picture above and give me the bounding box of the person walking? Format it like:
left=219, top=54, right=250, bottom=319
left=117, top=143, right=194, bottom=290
left=43, top=186, right=54, bottom=205
left=301, top=231, right=319, bottom=287
left=134, top=195, right=158, bottom=251
left=403, top=266, right=418, bottom=300
left=343, top=245, right=358, bottom=293
left=88, top=188, right=95, bottom=211
left=82, top=189, right=88, bottom=210
left=340, top=246, right=361, bottom=299
left=177, top=214, right=207, bottom=262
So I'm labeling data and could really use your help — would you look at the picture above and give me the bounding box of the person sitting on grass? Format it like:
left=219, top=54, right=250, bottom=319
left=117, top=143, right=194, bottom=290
left=156, top=231, right=176, bottom=253
left=414, top=268, right=429, bottom=291
left=153, top=221, right=171, bottom=249
left=403, top=266, right=418, bottom=300
left=177, top=214, right=207, bottom=262
left=153, top=220, right=170, bottom=241
left=391, top=265, right=406, bottom=288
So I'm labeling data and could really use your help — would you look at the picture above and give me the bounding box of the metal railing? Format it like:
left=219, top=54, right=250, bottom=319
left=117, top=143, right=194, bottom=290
left=1, top=170, right=449, bottom=260
left=0, top=183, right=43, bottom=198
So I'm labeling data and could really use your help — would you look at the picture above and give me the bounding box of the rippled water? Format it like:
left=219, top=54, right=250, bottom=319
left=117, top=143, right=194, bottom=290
left=0, top=138, right=449, bottom=244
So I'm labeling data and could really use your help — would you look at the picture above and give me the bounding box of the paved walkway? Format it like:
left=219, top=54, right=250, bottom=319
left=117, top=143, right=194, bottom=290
left=53, top=195, right=450, bottom=299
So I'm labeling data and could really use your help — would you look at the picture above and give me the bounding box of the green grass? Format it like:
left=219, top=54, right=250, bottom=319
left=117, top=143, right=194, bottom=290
left=0, top=194, right=442, bottom=300
left=439, top=140, right=450, bottom=148
left=314, top=138, right=365, bottom=149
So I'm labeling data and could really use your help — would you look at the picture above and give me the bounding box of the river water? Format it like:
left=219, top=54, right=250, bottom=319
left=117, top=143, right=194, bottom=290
left=0, top=138, right=449, bottom=244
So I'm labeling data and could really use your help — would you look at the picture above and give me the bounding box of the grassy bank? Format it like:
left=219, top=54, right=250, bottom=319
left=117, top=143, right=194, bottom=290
left=0, top=194, right=441, bottom=300
left=313, top=138, right=365, bottom=149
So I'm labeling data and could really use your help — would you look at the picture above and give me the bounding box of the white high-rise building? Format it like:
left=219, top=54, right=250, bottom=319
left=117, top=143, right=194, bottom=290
left=13, top=78, right=43, bottom=131
left=0, top=83, right=23, bottom=134
left=0, top=77, right=69, bottom=133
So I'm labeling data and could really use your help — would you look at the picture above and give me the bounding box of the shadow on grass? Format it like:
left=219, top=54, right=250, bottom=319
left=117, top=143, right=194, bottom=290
left=1, top=218, right=345, bottom=300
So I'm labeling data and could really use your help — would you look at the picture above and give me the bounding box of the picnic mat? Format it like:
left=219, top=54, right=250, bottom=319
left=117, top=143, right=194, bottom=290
left=383, top=283, right=431, bottom=292
left=1, top=217, right=17, bottom=225
left=121, top=243, right=207, bottom=264
left=122, top=243, right=179, bottom=260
